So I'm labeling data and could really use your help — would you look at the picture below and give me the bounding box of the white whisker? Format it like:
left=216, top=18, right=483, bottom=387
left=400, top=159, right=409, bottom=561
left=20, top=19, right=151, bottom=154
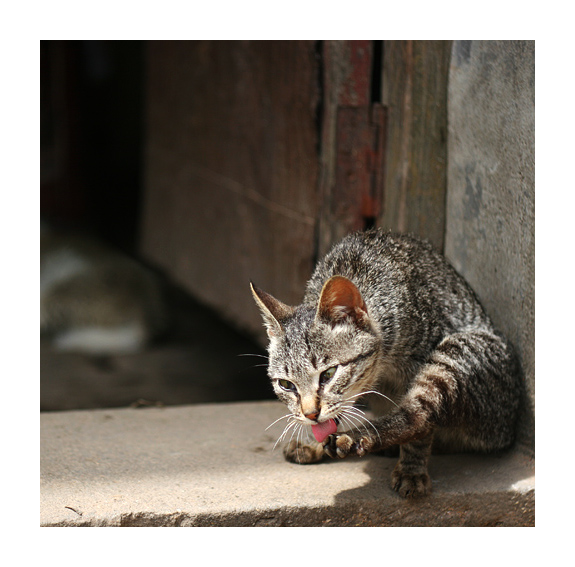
left=340, top=404, right=369, bottom=421
left=341, top=413, right=366, bottom=428
left=338, top=407, right=360, bottom=425
left=339, top=406, right=382, bottom=445
left=297, top=422, right=304, bottom=450
left=342, top=405, right=368, bottom=419
left=287, top=420, right=301, bottom=447
left=302, top=423, right=311, bottom=443
left=338, top=413, right=359, bottom=432
left=265, top=413, right=292, bottom=431
left=340, top=412, right=376, bottom=443
left=273, top=418, right=297, bottom=450
left=345, top=390, right=399, bottom=408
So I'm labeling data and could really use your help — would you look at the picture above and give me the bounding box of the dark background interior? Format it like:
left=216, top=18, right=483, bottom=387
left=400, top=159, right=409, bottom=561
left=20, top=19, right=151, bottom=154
left=40, top=40, right=273, bottom=411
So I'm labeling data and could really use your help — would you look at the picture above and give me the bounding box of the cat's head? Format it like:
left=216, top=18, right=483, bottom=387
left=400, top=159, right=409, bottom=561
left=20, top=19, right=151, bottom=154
left=250, top=276, right=382, bottom=431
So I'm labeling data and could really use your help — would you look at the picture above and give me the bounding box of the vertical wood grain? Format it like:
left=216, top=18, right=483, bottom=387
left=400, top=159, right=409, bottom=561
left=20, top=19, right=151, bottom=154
left=381, top=40, right=452, bottom=251
left=140, top=41, right=320, bottom=338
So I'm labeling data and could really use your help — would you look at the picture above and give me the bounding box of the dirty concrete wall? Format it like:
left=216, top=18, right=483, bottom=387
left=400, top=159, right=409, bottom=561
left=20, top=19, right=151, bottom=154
left=445, top=41, right=535, bottom=449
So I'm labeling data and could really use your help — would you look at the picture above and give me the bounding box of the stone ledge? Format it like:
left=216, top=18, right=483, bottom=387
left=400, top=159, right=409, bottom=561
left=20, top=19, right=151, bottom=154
left=40, top=401, right=534, bottom=527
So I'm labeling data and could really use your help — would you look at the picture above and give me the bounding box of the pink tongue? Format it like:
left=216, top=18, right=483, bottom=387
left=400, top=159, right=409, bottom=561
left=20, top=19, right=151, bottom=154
left=311, top=419, right=338, bottom=443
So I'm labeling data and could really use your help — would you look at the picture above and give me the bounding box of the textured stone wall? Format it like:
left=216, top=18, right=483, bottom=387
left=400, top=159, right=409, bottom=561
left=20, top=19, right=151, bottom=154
left=445, top=41, right=535, bottom=449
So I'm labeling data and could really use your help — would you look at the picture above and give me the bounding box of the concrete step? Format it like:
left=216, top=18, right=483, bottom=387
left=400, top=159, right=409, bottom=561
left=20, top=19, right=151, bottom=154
left=40, top=401, right=534, bottom=527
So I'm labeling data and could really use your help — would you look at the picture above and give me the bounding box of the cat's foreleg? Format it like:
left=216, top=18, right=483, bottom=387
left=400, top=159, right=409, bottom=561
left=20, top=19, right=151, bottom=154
left=321, top=357, right=450, bottom=497
left=283, top=439, right=325, bottom=464
left=391, top=433, right=433, bottom=498
left=322, top=371, right=445, bottom=459
left=323, top=330, right=518, bottom=457
left=322, top=335, right=464, bottom=475
left=323, top=331, right=519, bottom=496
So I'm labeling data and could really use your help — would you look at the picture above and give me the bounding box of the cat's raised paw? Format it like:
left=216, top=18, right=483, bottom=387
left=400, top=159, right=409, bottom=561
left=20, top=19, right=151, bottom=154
left=283, top=440, right=324, bottom=464
left=322, top=433, right=372, bottom=459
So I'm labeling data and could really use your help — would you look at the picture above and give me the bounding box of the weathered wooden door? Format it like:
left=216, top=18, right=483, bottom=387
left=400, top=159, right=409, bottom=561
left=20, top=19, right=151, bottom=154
left=140, top=40, right=451, bottom=340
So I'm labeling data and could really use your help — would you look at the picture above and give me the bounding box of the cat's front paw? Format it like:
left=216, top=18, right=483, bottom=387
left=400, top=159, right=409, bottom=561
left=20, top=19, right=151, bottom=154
left=322, top=432, right=374, bottom=459
left=391, top=463, right=432, bottom=498
left=284, top=440, right=324, bottom=464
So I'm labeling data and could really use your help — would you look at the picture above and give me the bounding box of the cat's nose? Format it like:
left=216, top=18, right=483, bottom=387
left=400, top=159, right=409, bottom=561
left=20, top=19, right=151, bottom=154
left=305, top=412, right=319, bottom=421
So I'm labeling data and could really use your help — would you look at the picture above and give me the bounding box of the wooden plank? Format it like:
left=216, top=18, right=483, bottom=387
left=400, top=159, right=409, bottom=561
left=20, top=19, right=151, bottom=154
left=140, top=40, right=452, bottom=341
left=316, top=41, right=385, bottom=257
left=140, top=41, right=320, bottom=338
left=380, top=40, right=452, bottom=251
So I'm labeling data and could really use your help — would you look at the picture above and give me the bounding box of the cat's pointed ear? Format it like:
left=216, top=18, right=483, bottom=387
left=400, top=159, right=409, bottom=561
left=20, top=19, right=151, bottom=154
left=316, top=276, right=369, bottom=328
left=250, top=282, right=294, bottom=338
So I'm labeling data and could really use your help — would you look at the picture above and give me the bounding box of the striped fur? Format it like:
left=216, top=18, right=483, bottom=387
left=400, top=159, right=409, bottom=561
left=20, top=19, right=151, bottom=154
left=251, top=230, right=522, bottom=498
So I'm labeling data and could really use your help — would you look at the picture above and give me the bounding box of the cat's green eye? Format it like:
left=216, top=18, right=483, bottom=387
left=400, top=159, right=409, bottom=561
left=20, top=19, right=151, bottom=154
left=319, top=366, right=337, bottom=385
left=278, top=379, right=296, bottom=392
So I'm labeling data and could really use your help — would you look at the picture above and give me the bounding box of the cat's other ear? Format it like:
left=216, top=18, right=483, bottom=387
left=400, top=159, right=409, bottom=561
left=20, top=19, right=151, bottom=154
left=316, top=276, right=370, bottom=328
left=250, top=282, right=294, bottom=338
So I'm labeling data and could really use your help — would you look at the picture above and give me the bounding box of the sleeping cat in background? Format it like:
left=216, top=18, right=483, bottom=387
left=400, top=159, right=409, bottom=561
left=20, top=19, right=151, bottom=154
left=251, top=229, right=521, bottom=498
left=41, top=226, right=167, bottom=355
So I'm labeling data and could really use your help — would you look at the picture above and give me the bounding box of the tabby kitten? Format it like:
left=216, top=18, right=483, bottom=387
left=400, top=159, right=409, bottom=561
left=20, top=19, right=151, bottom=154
left=251, top=230, right=521, bottom=498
